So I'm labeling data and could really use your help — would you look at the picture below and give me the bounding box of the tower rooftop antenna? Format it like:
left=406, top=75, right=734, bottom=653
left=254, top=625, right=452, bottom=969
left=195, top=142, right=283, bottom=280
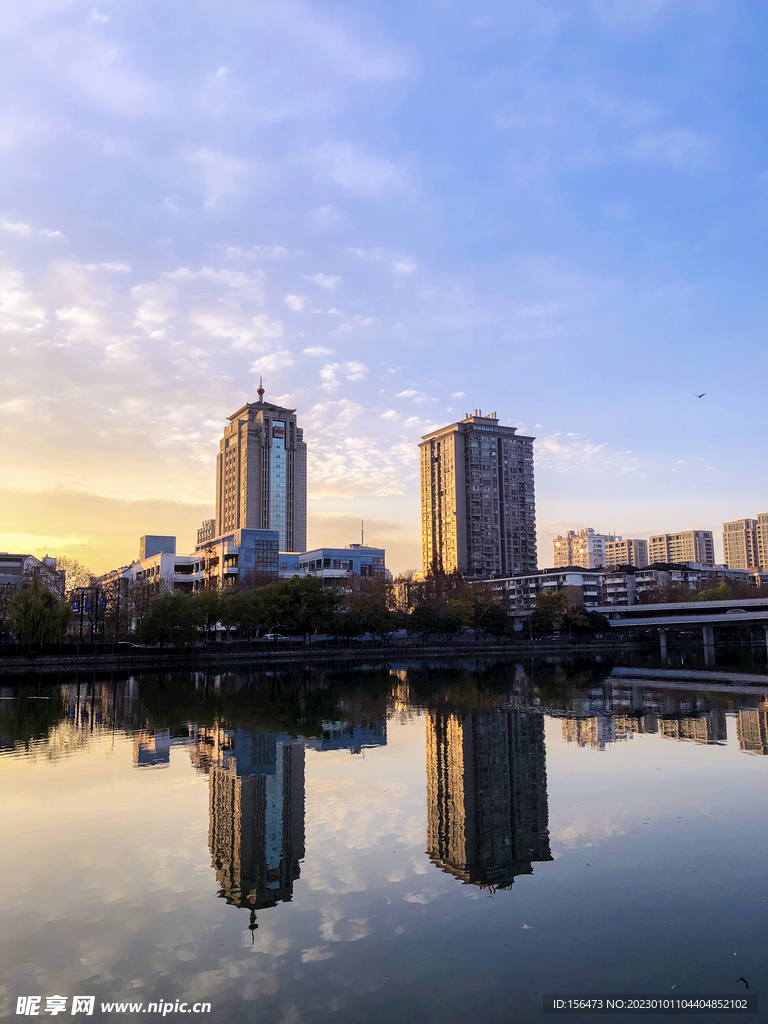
left=257, top=377, right=265, bottom=402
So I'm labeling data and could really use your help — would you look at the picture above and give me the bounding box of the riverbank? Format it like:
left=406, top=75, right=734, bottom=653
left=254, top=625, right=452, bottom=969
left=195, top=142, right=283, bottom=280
left=0, top=637, right=652, bottom=675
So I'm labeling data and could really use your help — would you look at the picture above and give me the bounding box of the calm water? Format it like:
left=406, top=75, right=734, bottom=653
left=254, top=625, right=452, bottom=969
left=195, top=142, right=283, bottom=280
left=2, top=655, right=768, bottom=1023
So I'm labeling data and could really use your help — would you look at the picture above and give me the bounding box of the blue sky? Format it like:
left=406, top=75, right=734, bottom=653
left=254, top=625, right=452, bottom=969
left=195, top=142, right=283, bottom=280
left=1, top=0, right=766, bottom=572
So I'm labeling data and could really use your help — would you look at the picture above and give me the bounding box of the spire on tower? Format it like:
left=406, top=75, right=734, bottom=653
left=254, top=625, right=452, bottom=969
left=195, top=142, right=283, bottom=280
left=257, top=377, right=265, bottom=402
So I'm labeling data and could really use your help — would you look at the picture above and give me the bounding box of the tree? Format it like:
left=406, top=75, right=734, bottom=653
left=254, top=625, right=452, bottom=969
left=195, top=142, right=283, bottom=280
left=530, top=592, right=566, bottom=638
left=362, top=605, right=398, bottom=643
left=192, top=591, right=222, bottom=646
left=55, top=556, right=95, bottom=598
left=137, top=593, right=201, bottom=648
left=695, top=583, right=733, bottom=602
left=282, top=576, right=339, bottom=640
left=562, top=607, right=611, bottom=637
left=478, top=605, right=511, bottom=639
left=225, top=590, right=266, bottom=639
left=406, top=605, right=442, bottom=643
left=8, top=579, right=71, bottom=645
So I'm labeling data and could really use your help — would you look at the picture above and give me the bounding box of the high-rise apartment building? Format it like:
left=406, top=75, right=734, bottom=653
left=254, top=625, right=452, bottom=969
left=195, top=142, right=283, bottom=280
left=425, top=707, right=551, bottom=888
left=605, top=538, right=649, bottom=568
left=420, top=410, right=536, bottom=577
left=722, top=519, right=759, bottom=570
left=214, top=382, right=307, bottom=551
left=758, top=514, right=768, bottom=571
left=648, top=530, right=714, bottom=566
left=552, top=528, right=619, bottom=569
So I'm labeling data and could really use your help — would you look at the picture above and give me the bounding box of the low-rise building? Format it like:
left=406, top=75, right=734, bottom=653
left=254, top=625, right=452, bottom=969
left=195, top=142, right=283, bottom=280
left=278, top=544, right=387, bottom=581
left=195, top=528, right=280, bottom=588
left=0, top=553, right=65, bottom=598
left=482, top=566, right=605, bottom=612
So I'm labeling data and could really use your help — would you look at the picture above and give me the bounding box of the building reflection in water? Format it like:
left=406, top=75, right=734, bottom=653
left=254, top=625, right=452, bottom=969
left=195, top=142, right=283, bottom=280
left=191, top=727, right=305, bottom=934
left=305, top=718, right=386, bottom=754
left=426, top=707, right=551, bottom=890
left=133, top=730, right=171, bottom=767
left=736, top=703, right=768, bottom=754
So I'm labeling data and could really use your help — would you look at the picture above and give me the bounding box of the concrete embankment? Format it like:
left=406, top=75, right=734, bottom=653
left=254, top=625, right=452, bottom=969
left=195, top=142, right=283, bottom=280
left=0, top=639, right=650, bottom=676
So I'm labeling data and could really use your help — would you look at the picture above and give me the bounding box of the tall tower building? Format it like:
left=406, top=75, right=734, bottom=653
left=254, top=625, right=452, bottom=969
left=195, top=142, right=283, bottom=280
left=215, top=382, right=307, bottom=551
left=426, top=707, right=551, bottom=888
left=722, top=519, right=759, bottom=570
left=420, top=410, right=536, bottom=577
left=758, top=514, right=768, bottom=571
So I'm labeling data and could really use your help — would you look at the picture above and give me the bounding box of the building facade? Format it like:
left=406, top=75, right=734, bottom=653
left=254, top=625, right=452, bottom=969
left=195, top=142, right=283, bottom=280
left=215, top=384, right=307, bottom=552
left=648, top=530, right=714, bottom=566
left=605, top=538, right=649, bottom=568
left=420, top=410, right=536, bottom=578
left=481, top=567, right=605, bottom=612
left=278, top=544, right=386, bottom=581
left=758, top=514, right=768, bottom=571
left=553, top=528, right=619, bottom=569
left=723, top=518, right=760, bottom=570
left=196, top=528, right=280, bottom=588
left=0, top=553, right=65, bottom=599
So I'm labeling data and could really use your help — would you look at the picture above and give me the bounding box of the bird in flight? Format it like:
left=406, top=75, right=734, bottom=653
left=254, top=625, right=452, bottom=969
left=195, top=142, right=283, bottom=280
left=737, top=977, right=749, bottom=990
left=696, top=393, right=706, bottom=398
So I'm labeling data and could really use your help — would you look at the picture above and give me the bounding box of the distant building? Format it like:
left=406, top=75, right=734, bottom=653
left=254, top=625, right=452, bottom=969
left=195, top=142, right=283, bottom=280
left=196, top=528, right=280, bottom=589
left=553, top=528, right=619, bottom=569
left=723, top=518, right=760, bottom=570
left=197, top=519, right=216, bottom=546
left=562, top=716, right=622, bottom=750
left=420, top=410, right=536, bottom=578
left=214, top=383, right=307, bottom=552
left=758, top=514, right=768, bottom=571
left=659, top=712, right=726, bottom=745
left=0, top=553, right=65, bottom=598
left=426, top=707, right=551, bottom=888
left=481, top=567, right=605, bottom=612
left=605, top=538, right=648, bottom=568
left=278, top=544, right=386, bottom=581
left=139, top=535, right=176, bottom=560
left=648, top=530, right=714, bottom=567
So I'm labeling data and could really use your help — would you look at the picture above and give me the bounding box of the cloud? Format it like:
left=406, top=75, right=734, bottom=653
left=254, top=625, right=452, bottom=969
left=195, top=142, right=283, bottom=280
left=285, top=294, right=306, bottom=310
left=392, top=258, right=416, bottom=274
left=347, top=247, right=383, bottom=262
left=1, top=216, right=63, bottom=239
left=250, top=350, right=295, bottom=373
left=303, top=345, right=332, bottom=355
left=312, top=141, right=404, bottom=195
left=630, top=128, right=709, bottom=170
left=77, top=262, right=131, bottom=272
left=132, top=282, right=176, bottom=328
left=450, top=391, right=465, bottom=399
left=188, top=149, right=252, bottom=207
left=304, top=272, right=341, bottom=290
left=218, top=244, right=292, bottom=260
left=537, top=432, right=639, bottom=474
left=90, top=9, right=110, bottom=22
left=318, top=361, right=368, bottom=387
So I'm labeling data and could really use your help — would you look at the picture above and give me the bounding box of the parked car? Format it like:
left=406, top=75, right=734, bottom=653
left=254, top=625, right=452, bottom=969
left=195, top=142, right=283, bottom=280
left=262, top=633, right=291, bottom=641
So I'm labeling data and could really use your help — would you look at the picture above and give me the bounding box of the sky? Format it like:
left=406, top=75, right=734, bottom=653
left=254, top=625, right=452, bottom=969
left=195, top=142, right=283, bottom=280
left=1, top=0, right=767, bottom=575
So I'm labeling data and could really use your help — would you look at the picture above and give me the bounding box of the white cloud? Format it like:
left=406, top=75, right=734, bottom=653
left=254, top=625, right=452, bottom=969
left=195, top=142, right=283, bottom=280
left=317, top=361, right=366, bottom=387
left=312, top=141, right=404, bottom=195
left=303, top=345, right=332, bottom=356
left=450, top=391, right=465, bottom=399
left=285, top=294, right=306, bottom=311
left=250, top=350, right=295, bottom=373
left=537, top=432, right=639, bottom=474
left=189, top=149, right=252, bottom=208
left=1, top=217, right=32, bottom=238
left=304, top=272, right=341, bottom=290
left=218, top=244, right=292, bottom=260
left=343, top=361, right=367, bottom=380
left=396, top=389, right=417, bottom=398
left=132, top=282, right=176, bottom=328
left=392, top=258, right=416, bottom=274
left=78, top=262, right=131, bottom=273
left=347, top=247, right=383, bottom=262
left=90, top=9, right=110, bottom=22
left=630, top=128, right=708, bottom=170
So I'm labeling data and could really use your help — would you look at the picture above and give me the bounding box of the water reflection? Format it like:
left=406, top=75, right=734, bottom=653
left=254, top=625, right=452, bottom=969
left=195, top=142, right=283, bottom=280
left=736, top=704, right=768, bottom=754
left=426, top=707, right=551, bottom=889
left=190, top=726, right=305, bottom=933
